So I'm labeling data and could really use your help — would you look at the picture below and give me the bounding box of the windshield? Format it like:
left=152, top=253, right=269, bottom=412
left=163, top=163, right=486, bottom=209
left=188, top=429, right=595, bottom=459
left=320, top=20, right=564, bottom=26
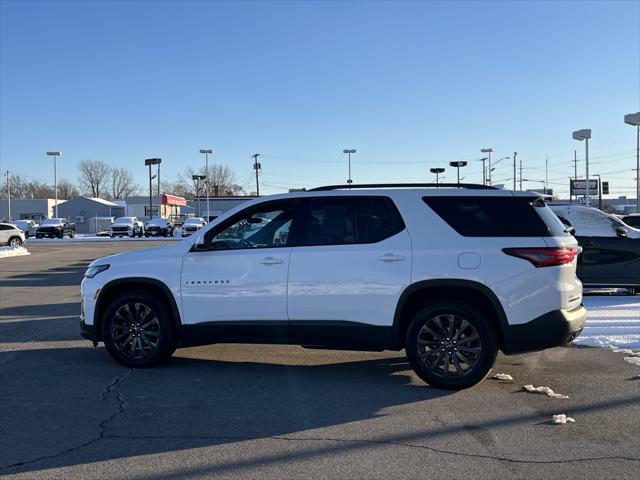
left=185, top=218, right=205, bottom=224
left=42, top=219, right=62, bottom=225
left=147, top=218, right=167, bottom=225
left=114, top=217, right=134, bottom=223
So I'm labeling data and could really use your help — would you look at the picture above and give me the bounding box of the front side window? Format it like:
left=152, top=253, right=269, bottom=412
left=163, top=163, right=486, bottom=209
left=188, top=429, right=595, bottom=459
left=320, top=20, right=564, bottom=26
left=203, top=202, right=295, bottom=250
left=301, top=196, right=404, bottom=246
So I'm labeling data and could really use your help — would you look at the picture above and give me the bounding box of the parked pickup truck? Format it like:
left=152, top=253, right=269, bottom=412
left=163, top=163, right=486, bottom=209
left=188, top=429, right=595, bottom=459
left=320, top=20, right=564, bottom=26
left=109, top=217, right=145, bottom=238
left=35, top=218, right=76, bottom=239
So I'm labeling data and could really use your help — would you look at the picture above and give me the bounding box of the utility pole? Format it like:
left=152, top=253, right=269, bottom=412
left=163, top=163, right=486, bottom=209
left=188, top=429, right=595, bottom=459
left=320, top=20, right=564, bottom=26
left=512, top=153, right=517, bottom=191
left=571, top=150, right=578, bottom=203
left=252, top=153, right=261, bottom=196
left=46, top=152, right=62, bottom=218
left=519, top=155, right=523, bottom=191
left=5, top=171, right=11, bottom=221
left=481, top=148, right=494, bottom=185
left=479, top=158, right=487, bottom=185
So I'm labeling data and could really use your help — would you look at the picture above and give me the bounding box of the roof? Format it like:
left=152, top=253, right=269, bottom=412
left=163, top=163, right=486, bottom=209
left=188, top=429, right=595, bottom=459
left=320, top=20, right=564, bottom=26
left=73, top=196, right=121, bottom=207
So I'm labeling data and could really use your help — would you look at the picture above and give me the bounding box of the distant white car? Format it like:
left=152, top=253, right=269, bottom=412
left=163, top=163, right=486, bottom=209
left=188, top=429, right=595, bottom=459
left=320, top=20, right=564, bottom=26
left=0, top=223, right=26, bottom=247
left=181, top=217, right=207, bottom=237
left=12, top=219, right=38, bottom=238
left=109, top=217, right=145, bottom=238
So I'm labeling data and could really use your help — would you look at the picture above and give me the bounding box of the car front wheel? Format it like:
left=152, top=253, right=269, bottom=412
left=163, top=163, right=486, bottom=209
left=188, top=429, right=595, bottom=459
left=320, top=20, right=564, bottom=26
left=102, top=290, right=176, bottom=367
left=405, top=301, right=497, bottom=390
left=8, top=236, right=22, bottom=247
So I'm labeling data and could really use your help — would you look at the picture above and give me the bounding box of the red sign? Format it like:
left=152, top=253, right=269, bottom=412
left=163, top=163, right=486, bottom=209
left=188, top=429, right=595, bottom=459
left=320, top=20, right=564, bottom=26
left=162, top=194, right=187, bottom=206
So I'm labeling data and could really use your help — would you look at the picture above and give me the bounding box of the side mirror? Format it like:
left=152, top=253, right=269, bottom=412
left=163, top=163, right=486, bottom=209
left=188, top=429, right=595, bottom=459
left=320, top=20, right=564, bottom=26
left=615, top=227, right=628, bottom=238
left=565, top=226, right=576, bottom=236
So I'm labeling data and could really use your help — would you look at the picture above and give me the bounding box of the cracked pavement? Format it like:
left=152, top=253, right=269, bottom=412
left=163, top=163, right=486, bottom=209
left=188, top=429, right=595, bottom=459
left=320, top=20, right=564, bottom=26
left=1, top=242, right=639, bottom=479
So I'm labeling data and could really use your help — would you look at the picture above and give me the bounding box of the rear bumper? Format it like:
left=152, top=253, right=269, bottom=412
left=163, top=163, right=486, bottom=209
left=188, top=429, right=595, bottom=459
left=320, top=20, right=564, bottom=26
left=502, top=304, right=586, bottom=355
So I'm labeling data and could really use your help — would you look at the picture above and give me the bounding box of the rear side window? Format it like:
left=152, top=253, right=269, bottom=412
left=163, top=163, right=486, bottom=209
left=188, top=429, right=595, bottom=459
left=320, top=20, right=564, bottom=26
left=301, top=196, right=404, bottom=246
left=423, top=196, right=567, bottom=237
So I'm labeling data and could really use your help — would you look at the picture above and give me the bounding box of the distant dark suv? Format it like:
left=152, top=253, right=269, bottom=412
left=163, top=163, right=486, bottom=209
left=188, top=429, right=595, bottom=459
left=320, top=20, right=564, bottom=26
left=36, top=218, right=75, bottom=239
left=145, top=218, right=174, bottom=237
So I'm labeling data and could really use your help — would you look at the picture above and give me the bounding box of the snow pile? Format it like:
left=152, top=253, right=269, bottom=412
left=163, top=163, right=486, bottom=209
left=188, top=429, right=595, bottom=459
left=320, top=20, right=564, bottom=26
left=576, top=296, right=640, bottom=351
left=0, top=246, right=30, bottom=258
left=492, top=373, right=514, bottom=381
left=523, top=384, right=570, bottom=399
left=552, top=414, right=576, bottom=424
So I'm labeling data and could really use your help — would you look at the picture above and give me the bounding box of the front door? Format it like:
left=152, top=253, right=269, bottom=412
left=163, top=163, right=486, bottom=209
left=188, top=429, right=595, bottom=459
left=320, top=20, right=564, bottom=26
left=181, top=199, right=299, bottom=340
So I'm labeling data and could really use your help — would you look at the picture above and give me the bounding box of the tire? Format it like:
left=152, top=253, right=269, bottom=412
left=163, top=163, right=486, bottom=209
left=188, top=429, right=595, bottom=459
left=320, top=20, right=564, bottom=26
left=36, top=234, right=42, bottom=239
left=8, top=236, right=22, bottom=247
left=145, top=233, right=150, bottom=238
left=69, top=231, right=75, bottom=239
left=102, top=290, right=176, bottom=368
left=57, top=231, right=64, bottom=239
left=405, top=301, right=498, bottom=390
left=138, top=229, right=144, bottom=238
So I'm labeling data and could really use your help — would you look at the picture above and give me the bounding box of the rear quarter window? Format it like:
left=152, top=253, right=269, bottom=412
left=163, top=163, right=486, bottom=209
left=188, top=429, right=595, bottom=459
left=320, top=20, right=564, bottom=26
left=423, top=196, right=568, bottom=237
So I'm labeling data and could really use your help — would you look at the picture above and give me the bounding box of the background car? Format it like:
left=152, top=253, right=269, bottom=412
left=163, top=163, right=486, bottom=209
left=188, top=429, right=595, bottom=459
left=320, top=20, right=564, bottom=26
left=621, top=214, right=640, bottom=228
left=145, top=218, right=174, bottom=237
left=11, top=219, right=38, bottom=238
left=550, top=204, right=640, bottom=292
left=181, top=217, right=207, bottom=237
left=109, top=217, right=145, bottom=238
left=0, top=223, right=26, bottom=246
left=35, top=218, right=76, bottom=239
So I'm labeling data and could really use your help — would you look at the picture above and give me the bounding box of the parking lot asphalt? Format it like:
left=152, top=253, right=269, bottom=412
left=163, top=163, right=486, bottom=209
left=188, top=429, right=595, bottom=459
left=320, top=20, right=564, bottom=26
left=0, top=242, right=639, bottom=479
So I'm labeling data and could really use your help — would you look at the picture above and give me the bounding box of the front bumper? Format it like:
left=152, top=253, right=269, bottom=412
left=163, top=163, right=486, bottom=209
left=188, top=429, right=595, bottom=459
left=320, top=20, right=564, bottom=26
left=501, top=304, right=586, bottom=355
left=80, top=319, right=98, bottom=342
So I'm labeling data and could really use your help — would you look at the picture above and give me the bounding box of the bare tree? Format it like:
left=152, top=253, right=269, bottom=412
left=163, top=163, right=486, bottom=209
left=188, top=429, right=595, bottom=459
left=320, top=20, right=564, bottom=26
left=78, top=159, right=111, bottom=198
left=176, top=164, right=244, bottom=198
left=111, top=168, right=138, bottom=199
left=57, top=179, right=80, bottom=200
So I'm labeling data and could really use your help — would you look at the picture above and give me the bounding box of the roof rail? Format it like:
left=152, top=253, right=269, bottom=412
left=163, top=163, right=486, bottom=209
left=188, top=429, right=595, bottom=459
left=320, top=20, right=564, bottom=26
left=308, top=183, right=498, bottom=192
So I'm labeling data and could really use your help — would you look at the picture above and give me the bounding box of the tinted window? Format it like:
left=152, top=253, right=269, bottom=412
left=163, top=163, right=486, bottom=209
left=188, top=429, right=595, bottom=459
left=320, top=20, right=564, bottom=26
left=423, top=196, right=563, bottom=237
left=622, top=216, right=640, bottom=228
left=302, top=196, right=403, bottom=246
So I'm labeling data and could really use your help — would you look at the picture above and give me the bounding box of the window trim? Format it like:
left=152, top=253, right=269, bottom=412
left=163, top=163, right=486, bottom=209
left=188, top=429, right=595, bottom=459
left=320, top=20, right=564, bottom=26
left=194, top=199, right=302, bottom=252
left=294, top=195, right=406, bottom=248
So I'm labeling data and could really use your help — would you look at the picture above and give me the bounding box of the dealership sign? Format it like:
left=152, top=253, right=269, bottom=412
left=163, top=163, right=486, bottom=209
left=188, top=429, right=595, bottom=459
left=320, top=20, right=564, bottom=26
left=570, top=179, right=599, bottom=196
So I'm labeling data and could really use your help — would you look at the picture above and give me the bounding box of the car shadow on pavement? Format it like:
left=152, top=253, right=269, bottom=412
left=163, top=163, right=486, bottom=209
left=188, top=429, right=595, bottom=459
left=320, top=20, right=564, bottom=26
left=0, top=346, right=452, bottom=475
left=0, top=262, right=88, bottom=288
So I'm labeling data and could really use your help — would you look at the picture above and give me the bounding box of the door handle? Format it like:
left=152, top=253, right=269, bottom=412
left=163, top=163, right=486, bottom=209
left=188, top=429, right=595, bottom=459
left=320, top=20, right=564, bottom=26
left=259, top=257, right=284, bottom=265
left=377, top=253, right=405, bottom=262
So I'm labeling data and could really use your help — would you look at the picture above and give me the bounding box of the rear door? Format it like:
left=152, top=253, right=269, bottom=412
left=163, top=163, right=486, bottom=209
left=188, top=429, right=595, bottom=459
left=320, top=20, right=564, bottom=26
left=287, top=196, right=411, bottom=344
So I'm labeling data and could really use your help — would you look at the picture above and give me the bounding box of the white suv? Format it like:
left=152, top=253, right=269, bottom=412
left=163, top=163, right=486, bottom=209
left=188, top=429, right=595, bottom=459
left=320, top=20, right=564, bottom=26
left=81, top=184, right=586, bottom=389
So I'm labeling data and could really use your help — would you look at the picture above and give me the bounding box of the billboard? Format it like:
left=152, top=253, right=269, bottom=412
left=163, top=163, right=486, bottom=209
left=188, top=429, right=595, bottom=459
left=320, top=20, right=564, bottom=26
left=570, top=179, right=598, bottom=196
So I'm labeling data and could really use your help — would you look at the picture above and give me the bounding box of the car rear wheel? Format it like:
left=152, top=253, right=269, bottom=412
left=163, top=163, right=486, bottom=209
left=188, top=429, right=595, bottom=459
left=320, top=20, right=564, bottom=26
left=8, top=236, right=22, bottom=247
left=405, top=301, right=498, bottom=390
left=102, top=290, right=176, bottom=367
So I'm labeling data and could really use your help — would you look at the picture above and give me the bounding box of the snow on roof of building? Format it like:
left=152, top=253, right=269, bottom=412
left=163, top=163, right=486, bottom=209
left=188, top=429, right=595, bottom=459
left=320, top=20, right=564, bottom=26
left=81, top=196, right=121, bottom=207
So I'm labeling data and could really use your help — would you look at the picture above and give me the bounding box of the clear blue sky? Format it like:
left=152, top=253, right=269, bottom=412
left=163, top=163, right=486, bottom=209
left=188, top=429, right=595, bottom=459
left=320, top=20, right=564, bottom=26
left=1, top=0, right=639, bottom=197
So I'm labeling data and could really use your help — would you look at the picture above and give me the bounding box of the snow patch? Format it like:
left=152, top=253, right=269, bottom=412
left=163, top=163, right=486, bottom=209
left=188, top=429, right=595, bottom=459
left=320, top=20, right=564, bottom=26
left=552, top=414, right=576, bottom=424
left=492, top=373, right=514, bottom=381
left=523, top=384, right=569, bottom=399
left=612, top=348, right=640, bottom=357
left=0, top=246, right=30, bottom=258
left=624, top=357, right=640, bottom=367
left=574, top=296, right=640, bottom=351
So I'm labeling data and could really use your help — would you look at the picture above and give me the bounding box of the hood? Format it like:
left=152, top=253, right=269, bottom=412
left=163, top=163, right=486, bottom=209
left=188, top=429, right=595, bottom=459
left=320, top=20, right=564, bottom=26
left=111, top=221, right=134, bottom=227
left=87, top=241, right=189, bottom=268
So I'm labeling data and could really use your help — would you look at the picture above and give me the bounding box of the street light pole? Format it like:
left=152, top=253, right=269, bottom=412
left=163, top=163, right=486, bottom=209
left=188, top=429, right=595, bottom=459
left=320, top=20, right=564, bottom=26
left=572, top=129, right=591, bottom=206
left=144, top=158, right=161, bottom=219
left=252, top=154, right=261, bottom=196
left=46, top=152, right=62, bottom=218
left=624, top=113, right=640, bottom=213
left=5, top=171, right=11, bottom=221
left=430, top=168, right=445, bottom=187
left=449, top=161, right=467, bottom=188
left=512, top=152, right=517, bottom=191
left=478, top=157, right=488, bottom=185
left=481, top=148, right=494, bottom=185
left=343, top=149, right=356, bottom=185
left=199, top=149, right=213, bottom=220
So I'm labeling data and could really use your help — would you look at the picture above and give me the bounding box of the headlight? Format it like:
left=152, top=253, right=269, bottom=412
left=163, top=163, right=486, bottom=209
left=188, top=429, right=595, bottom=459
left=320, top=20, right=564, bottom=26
left=85, top=264, right=110, bottom=278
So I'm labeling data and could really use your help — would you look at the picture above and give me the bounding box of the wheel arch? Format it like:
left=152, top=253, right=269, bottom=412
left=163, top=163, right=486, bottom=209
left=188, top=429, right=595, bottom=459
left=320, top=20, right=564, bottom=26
left=94, top=277, right=182, bottom=341
left=391, top=279, right=508, bottom=350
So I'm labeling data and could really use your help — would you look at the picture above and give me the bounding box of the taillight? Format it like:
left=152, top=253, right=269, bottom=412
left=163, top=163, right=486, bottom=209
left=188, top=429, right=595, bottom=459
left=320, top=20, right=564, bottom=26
left=502, top=247, right=578, bottom=267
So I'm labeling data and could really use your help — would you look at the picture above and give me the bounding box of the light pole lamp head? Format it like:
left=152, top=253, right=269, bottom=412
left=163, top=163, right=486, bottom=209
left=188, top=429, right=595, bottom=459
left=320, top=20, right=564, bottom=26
left=449, top=161, right=467, bottom=168
left=46, top=151, right=62, bottom=156
left=343, top=149, right=356, bottom=154
left=199, top=149, right=213, bottom=154
left=572, top=129, right=591, bottom=141
left=430, top=168, right=445, bottom=174
left=480, top=148, right=494, bottom=153
left=192, top=174, right=206, bottom=181
left=145, top=158, right=162, bottom=166
left=624, top=113, right=640, bottom=126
